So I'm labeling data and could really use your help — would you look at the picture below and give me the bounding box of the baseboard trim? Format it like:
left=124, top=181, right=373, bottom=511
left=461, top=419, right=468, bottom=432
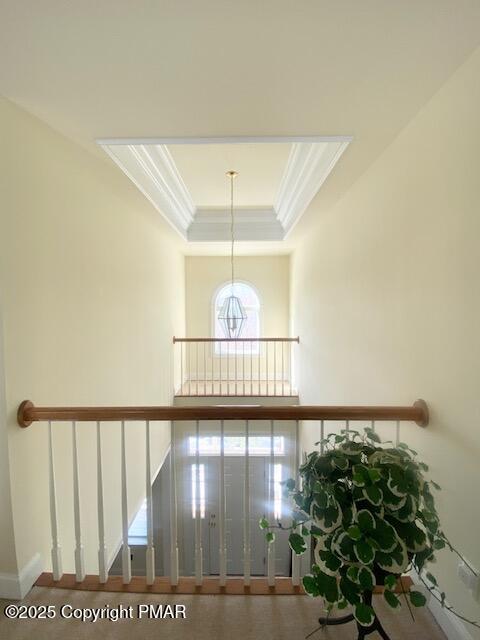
left=411, top=571, right=474, bottom=640
left=0, top=553, right=43, bottom=600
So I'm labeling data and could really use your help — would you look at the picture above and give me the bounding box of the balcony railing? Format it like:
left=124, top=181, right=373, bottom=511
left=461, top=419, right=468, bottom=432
left=173, top=337, right=300, bottom=397
left=18, top=399, right=428, bottom=593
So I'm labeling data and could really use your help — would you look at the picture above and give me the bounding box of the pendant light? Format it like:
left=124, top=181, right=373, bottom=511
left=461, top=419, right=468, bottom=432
left=218, top=170, right=247, bottom=339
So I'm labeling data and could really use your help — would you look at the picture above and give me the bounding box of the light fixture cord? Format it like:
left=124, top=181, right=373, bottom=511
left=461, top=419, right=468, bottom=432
left=230, top=172, right=235, bottom=291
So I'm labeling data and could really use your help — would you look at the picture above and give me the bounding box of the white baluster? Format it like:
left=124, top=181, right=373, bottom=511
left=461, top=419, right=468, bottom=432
left=273, top=342, right=277, bottom=396
left=203, top=342, right=207, bottom=396
left=145, top=421, right=155, bottom=585
left=180, top=341, right=184, bottom=395
left=194, top=420, right=203, bottom=585
left=395, top=420, right=400, bottom=447
left=219, top=341, right=222, bottom=395
left=72, top=422, right=86, bottom=582
left=48, top=421, right=63, bottom=581
left=250, top=342, right=253, bottom=396
left=289, top=341, right=293, bottom=396
left=320, top=420, right=325, bottom=454
left=121, top=420, right=131, bottom=584
left=267, top=419, right=275, bottom=587
left=219, top=420, right=227, bottom=586
left=96, top=422, right=108, bottom=583
left=185, top=342, right=192, bottom=396
left=281, top=341, right=285, bottom=396
left=258, top=342, right=261, bottom=395
left=291, top=419, right=301, bottom=586
left=345, top=419, right=350, bottom=440
left=242, top=340, right=246, bottom=395
left=371, top=419, right=375, bottom=433
left=235, top=341, right=238, bottom=395
left=266, top=342, right=269, bottom=396
left=169, top=421, right=179, bottom=585
left=196, top=342, right=199, bottom=395
left=244, top=420, right=251, bottom=586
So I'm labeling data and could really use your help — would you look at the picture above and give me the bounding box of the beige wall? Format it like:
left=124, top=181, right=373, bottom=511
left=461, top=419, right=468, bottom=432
left=0, top=99, right=185, bottom=579
left=291, top=48, right=480, bottom=633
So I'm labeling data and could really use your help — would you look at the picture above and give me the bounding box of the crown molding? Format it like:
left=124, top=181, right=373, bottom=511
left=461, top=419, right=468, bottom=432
left=101, top=143, right=195, bottom=237
left=275, top=139, right=351, bottom=236
left=97, top=135, right=353, bottom=146
left=98, top=136, right=352, bottom=242
left=188, top=208, right=284, bottom=242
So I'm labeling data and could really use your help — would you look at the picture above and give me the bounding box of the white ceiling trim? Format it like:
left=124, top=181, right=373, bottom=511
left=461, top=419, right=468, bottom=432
left=189, top=208, right=284, bottom=242
left=102, top=143, right=195, bottom=237
left=98, top=136, right=352, bottom=242
left=275, top=140, right=351, bottom=236
left=97, top=135, right=352, bottom=146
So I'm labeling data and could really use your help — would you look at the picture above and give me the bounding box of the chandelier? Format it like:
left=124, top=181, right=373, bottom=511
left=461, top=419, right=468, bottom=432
left=218, top=170, right=247, bottom=339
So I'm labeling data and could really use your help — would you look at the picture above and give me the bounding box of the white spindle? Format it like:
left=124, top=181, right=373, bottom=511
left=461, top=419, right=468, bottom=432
left=291, top=419, right=301, bottom=586
left=371, top=419, right=375, bottom=432
left=188, top=343, right=192, bottom=395
left=48, top=421, right=63, bottom=581
left=345, top=419, right=350, bottom=440
left=235, top=342, right=238, bottom=395
left=180, top=341, right=184, bottom=395
left=273, top=342, right=277, bottom=396
left=266, top=342, right=269, bottom=396
left=258, top=342, right=261, bottom=395
left=289, top=341, right=293, bottom=396
left=242, top=340, right=246, bottom=395
left=96, top=422, right=108, bottom=583
left=203, top=342, right=207, bottom=396
left=121, top=421, right=132, bottom=584
left=194, top=420, right=203, bottom=585
left=250, top=342, right=253, bottom=396
left=227, top=342, right=230, bottom=395
left=320, top=420, right=325, bottom=454
left=169, top=421, right=179, bottom=585
left=72, top=421, right=85, bottom=582
left=219, top=420, right=227, bottom=586
left=219, top=341, right=222, bottom=395
left=196, top=342, right=199, bottom=395
left=395, top=420, right=400, bottom=446
left=281, top=341, right=285, bottom=396
left=267, top=419, right=275, bottom=587
left=145, top=421, right=155, bottom=585
left=244, top=420, right=251, bottom=586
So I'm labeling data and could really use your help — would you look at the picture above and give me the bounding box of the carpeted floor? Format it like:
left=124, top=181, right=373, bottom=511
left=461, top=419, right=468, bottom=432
left=0, top=587, right=446, bottom=640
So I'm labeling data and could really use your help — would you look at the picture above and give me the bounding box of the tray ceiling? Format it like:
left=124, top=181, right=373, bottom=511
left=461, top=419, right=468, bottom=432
left=98, top=136, right=351, bottom=242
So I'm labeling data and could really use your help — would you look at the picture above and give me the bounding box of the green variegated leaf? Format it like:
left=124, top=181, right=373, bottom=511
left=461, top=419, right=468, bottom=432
left=371, top=518, right=397, bottom=552
left=265, top=532, right=275, bottom=543
left=384, top=574, right=397, bottom=590
left=347, top=525, right=362, bottom=541
left=384, top=589, right=401, bottom=609
left=354, top=603, right=375, bottom=627
left=358, top=566, right=376, bottom=590
left=303, top=575, right=319, bottom=597
left=289, top=533, right=307, bottom=555
left=376, top=538, right=409, bottom=574
left=363, top=485, right=383, bottom=506
left=355, top=539, right=375, bottom=564
left=409, top=589, right=427, bottom=607
left=357, top=510, right=376, bottom=533
left=259, top=517, right=269, bottom=530
left=347, top=566, right=360, bottom=583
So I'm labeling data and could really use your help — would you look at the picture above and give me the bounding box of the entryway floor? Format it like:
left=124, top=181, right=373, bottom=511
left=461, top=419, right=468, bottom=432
left=0, top=586, right=446, bottom=639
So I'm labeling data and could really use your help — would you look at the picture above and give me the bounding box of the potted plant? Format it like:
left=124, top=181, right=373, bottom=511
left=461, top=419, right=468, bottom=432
left=260, top=426, right=479, bottom=639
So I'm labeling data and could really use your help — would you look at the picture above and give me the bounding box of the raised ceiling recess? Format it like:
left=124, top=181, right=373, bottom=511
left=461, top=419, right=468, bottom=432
left=97, top=136, right=352, bottom=242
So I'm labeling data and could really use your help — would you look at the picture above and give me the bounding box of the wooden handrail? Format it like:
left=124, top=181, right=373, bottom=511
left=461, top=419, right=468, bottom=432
left=18, top=399, right=429, bottom=428
left=173, top=337, right=300, bottom=343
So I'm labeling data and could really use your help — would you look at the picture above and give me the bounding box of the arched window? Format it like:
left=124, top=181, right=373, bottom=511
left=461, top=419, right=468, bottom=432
left=213, top=282, right=260, bottom=354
